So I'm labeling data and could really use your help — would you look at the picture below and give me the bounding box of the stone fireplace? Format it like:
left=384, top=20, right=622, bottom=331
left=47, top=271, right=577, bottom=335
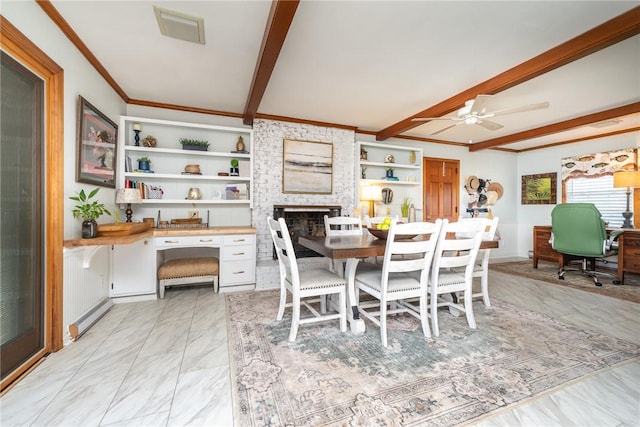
left=273, top=205, right=341, bottom=258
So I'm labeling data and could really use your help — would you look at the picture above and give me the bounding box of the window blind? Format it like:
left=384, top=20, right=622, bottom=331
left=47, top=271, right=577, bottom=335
left=565, top=175, right=627, bottom=227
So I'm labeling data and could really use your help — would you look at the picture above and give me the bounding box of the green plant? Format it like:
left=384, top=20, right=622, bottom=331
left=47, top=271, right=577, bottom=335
left=230, top=158, right=239, bottom=168
left=137, top=156, right=151, bottom=162
left=401, top=197, right=411, bottom=218
left=70, top=188, right=111, bottom=221
left=179, top=138, right=210, bottom=147
left=385, top=167, right=394, bottom=172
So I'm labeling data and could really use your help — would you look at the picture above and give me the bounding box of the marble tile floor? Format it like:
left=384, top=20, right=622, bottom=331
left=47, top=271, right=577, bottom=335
left=1, top=259, right=639, bottom=427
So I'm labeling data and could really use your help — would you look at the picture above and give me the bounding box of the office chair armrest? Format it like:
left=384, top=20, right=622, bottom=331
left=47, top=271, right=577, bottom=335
left=606, top=230, right=622, bottom=251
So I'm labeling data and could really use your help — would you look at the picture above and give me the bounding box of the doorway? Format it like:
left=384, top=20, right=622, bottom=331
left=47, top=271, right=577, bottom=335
left=423, top=157, right=460, bottom=223
left=1, top=18, right=64, bottom=391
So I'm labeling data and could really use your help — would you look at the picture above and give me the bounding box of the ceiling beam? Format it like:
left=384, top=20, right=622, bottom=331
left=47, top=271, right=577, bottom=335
left=242, top=0, right=299, bottom=126
left=469, top=102, right=640, bottom=152
left=375, top=6, right=640, bottom=142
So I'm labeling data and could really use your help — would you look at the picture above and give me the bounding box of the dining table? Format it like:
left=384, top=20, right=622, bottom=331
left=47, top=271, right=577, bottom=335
left=298, top=233, right=499, bottom=334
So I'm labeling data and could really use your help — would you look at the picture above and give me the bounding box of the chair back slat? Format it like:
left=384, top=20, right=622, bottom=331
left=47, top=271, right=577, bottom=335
left=267, top=217, right=300, bottom=287
left=324, top=215, right=363, bottom=236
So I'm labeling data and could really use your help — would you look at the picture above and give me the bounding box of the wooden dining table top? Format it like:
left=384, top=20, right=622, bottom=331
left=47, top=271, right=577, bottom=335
left=299, top=234, right=499, bottom=260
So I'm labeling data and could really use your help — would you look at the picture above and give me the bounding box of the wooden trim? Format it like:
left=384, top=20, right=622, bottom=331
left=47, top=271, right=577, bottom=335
left=469, top=103, right=640, bottom=152
left=36, top=0, right=129, bottom=102
left=0, top=16, right=64, bottom=390
left=513, top=126, right=640, bottom=153
left=243, top=0, right=300, bottom=125
left=375, top=6, right=640, bottom=141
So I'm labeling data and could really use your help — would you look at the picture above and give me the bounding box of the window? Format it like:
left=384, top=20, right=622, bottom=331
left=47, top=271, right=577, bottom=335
left=564, top=175, right=627, bottom=227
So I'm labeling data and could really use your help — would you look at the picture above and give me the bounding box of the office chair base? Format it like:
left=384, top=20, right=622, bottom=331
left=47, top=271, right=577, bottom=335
left=558, top=258, right=621, bottom=287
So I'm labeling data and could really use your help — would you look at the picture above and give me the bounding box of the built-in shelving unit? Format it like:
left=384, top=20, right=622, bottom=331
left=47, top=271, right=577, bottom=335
left=356, top=141, right=423, bottom=220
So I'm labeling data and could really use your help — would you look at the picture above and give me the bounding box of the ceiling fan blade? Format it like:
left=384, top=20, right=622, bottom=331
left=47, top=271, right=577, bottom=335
left=412, top=117, right=462, bottom=122
left=431, top=122, right=463, bottom=135
left=490, top=101, right=550, bottom=117
left=469, top=95, right=494, bottom=114
left=477, top=119, right=503, bottom=131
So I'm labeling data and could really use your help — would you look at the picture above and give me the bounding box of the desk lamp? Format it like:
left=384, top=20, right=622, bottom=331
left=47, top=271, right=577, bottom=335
left=361, top=185, right=382, bottom=218
left=613, top=170, right=640, bottom=229
left=115, top=188, right=142, bottom=222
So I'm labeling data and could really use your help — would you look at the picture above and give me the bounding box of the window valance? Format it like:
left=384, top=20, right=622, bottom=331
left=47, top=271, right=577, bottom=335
left=561, top=148, right=637, bottom=181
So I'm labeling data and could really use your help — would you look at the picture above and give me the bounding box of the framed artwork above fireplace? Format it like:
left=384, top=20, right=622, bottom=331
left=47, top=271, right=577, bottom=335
left=282, top=139, right=333, bottom=194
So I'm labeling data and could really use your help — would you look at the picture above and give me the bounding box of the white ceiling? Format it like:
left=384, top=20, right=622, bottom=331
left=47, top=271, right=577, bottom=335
left=50, top=0, right=640, bottom=151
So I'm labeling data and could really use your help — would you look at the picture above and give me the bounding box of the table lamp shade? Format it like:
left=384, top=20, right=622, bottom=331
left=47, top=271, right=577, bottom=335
left=613, top=170, right=640, bottom=188
left=115, top=188, right=142, bottom=204
left=361, top=185, right=382, bottom=202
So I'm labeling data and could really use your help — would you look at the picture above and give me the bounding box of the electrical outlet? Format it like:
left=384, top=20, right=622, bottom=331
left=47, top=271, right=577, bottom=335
left=188, top=210, right=199, bottom=219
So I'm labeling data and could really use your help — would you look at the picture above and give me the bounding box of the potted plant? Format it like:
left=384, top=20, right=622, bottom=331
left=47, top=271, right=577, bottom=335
left=70, top=188, right=111, bottom=238
left=230, top=158, right=239, bottom=176
left=385, top=167, right=395, bottom=178
left=179, top=138, right=210, bottom=151
left=401, top=197, right=411, bottom=219
left=137, top=156, right=151, bottom=171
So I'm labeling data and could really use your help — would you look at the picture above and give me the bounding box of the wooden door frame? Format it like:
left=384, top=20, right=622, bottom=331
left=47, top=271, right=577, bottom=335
left=1, top=17, right=64, bottom=391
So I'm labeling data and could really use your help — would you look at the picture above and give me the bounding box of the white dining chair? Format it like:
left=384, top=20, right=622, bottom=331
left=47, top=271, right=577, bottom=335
left=267, top=216, right=347, bottom=342
left=354, top=219, right=443, bottom=347
left=429, top=218, right=486, bottom=337
left=324, top=215, right=364, bottom=274
left=455, top=216, right=499, bottom=307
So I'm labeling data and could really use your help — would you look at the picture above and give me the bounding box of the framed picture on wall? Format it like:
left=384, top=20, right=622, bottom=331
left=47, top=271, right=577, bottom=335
left=282, top=139, right=333, bottom=194
left=521, top=172, right=557, bottom=205
left=75, top=95, right=118, bottom=187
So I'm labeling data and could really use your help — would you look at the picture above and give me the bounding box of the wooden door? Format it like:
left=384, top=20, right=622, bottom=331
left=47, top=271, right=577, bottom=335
left=423, top=158, right=460, bottom=222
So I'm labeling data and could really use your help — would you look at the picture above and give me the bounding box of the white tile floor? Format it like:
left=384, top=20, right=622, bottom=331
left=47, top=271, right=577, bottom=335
left=1, top=261, right=639, bottom=426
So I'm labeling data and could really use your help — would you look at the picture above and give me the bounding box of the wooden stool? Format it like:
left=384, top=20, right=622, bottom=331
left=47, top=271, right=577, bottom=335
left=157, top=257, right=219, bottom=298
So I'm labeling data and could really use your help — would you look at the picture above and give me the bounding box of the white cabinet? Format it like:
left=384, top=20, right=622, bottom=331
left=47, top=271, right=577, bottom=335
left=357, top=141, right=423, bottom=220
left=117, top=116, right=253, bottom=209
left=111, top=238, right=156, bottom=297
left=220, top=234, right=256, bottom=291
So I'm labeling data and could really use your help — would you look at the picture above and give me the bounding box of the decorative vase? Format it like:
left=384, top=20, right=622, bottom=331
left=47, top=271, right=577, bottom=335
left=409, top=150, right=416, bottom=165
left=138, top=160, right=150, bottom=171
left=82, top=219, right=98, bottom=238
left=386, top=169, right=394, bottom=178
left=236, top=136, right=245, bottom=152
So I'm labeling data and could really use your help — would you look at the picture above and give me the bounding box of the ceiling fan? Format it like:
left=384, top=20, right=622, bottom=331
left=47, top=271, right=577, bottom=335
left=412, top=95, right=550, bottom=135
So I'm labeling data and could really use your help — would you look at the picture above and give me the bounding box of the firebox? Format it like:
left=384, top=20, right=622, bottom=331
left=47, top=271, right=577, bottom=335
left=273, top=205, right=341, bottom=258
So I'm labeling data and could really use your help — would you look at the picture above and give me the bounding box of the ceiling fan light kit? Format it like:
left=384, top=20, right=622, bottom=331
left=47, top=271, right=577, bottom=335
left=413, top=94, right=550, bottom=136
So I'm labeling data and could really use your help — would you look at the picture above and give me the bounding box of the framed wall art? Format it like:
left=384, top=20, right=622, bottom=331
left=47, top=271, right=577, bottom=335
left=76, top=95, right=118, bottom=187
left=521, top=172, right=557, bottom=205
left=282, top=139, right=333, bottom=194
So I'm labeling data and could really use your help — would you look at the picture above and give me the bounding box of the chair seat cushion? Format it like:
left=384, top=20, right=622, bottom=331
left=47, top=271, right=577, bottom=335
left=158, top=257, right=219, bottom=280
left=288, top=268, right=346, bottom=290
left=432, top=270, right=466, bottom=287
left=355, top=265, right=422, bottom=293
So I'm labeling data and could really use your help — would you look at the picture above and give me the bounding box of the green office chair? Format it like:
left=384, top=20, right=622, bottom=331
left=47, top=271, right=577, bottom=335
left=550, top=203, right=620, bottom=287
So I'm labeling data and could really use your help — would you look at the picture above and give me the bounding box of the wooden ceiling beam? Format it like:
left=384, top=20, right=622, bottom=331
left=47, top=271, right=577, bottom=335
left=242, top=0, right=299, bottom=126
left=469, top=102, right=640, bottom=152
left=375, top=6, right=640, bottom=142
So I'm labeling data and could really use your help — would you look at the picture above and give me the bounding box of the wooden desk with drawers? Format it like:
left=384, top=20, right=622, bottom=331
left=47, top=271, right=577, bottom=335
left=532, top=225, right=640, bottom=284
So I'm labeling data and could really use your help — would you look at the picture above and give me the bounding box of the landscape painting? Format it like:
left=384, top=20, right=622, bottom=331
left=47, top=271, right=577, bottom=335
left=282, top=139, right=333, bottom=194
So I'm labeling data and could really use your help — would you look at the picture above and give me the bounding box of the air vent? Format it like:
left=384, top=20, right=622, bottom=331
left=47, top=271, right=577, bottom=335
left=154, top=6, right=205, bottom=45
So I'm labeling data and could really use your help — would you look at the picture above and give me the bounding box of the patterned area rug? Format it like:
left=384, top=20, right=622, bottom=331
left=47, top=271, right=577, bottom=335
left=490, top=260, right=640, bottom=304
left=227, top=290, right=639, bottom=426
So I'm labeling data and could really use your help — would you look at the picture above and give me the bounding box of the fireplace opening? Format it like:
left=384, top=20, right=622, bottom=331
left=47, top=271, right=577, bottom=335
left=273, top=205, right=341, bottom=258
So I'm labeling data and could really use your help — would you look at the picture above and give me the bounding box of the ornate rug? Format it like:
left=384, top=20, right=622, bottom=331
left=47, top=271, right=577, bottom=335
left=227, top=290, right=639, bottom=426
left=490, top=260, right=640, bottom=304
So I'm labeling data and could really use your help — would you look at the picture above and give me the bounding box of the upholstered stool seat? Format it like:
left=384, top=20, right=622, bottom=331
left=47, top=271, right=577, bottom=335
left=157, top=257, right=219, bottom=298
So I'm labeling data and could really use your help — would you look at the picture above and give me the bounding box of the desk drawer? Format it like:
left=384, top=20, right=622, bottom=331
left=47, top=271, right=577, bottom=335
left=223, top=234, right=255, bottom=246
left=221, top=244, right=254, bottom=261
left=155, top=235, right=222, bottom=248
left=221, top=260, right=255, bottom=285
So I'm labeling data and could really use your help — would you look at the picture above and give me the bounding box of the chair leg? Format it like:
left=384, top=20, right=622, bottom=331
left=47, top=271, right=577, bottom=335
left=159, top=280, right=165, bottom=299
left=464, top=290, right=476, bottom=329
left=277, top=285, right=286, bottom=321
left=289, top=296, right=301, bottom=342
left=419, top=296, right=431, bottom=338
left=380, top=299, right=388, bottom=347
left=481, top=272, right=491, bottom=307
left=339, top=290, right=347, bottom=332
left=430, top=293, right=440, bottom=337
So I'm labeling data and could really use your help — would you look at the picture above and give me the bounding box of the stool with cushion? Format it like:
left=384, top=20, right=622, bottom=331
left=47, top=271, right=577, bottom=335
left=157, top=257, right=219, bottom=298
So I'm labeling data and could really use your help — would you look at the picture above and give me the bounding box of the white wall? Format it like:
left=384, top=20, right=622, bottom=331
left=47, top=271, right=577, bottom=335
left=3, top=1, right=127, bottom=240
left=516, top=133, right=640, bottom=257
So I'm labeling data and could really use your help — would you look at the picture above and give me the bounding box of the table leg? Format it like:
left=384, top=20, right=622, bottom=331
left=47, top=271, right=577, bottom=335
left=344, top=258, right=365, bottom=334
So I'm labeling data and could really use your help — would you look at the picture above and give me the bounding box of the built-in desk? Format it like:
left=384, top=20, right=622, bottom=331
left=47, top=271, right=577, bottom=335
left=64, top=226, right=257, bottom=299
left=532, top=225, right=640, bottom=284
